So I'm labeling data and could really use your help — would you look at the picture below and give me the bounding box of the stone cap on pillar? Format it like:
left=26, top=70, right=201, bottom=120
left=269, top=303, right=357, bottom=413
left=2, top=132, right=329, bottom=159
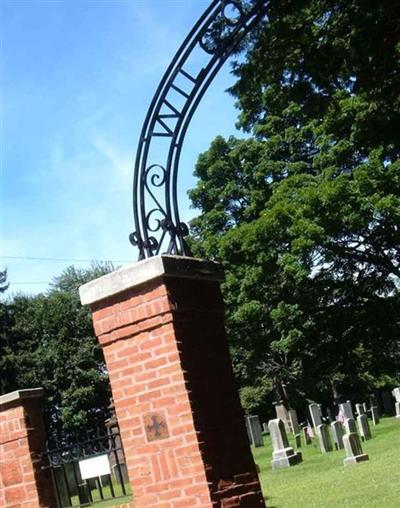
left=0, top=388, right=45, bottom=411
left=79, top=255, right=223, bottom=306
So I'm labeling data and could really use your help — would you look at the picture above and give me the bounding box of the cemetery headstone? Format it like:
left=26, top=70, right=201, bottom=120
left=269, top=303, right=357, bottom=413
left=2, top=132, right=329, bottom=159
left=339, top=401, right=354, bottom=420
left=316, top=424, right=333, bottom=453
left=247, top=415, right=264, bottom=447
left=355, top=403, right=365, bottom=417
left=395, top=402, right=400, bottom=419
left=302, top=427, right=312, bottom=445
left=343, top=433, right=369, bottom=465
left=331, top=421, right=344, bottom=450
left=326, top=407, right=334, bottom=424
left=362, top=403, right=368, bottom=413
left=245, top=416, right=253, bottom=446
left=289, top=409, right=301, bottom=435
left=392, top=387, right=400, bottom=403
left=343, top=418, right=357, bottom=435
left=309, top=403, right=323, bottom=429
left=295, top=434, right=302, bottom=449
left=275, top=404, right=291, bottom=433
left=357, top=414, right=372, bottom=441
left=263, top=423, right=268, bottom=433
left=268, top=418, right=302, bottom=469
left=371, top=406, right=380, bottom=425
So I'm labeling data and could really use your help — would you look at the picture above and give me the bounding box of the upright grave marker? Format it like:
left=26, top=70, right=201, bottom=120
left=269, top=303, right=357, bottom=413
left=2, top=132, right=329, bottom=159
left=316, top=424, right=333, bottom=453
left=371, top=406, right=380, bottom=425
left=289, top=409, right=301, bottom=435
left=309, top=403, right=323, bottom=429
left=355, top=403, right=365, bottom=417
left=343, top=433, right=369, bottom=465
left=357, top=414, right=372, bottom=441
left=339, top=401, right=354, bottom=420
left=331, top=421, right=344, bottom=450
left=268, top=418, right=302, bottom=469
left=247, top=415, right=264, bottom=447
left=344, top=418, right=357, bottom=435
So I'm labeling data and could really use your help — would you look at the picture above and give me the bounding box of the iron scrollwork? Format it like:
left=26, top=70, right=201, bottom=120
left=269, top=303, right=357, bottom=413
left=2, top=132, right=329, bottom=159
left=130, top=0, right=268, bottom=260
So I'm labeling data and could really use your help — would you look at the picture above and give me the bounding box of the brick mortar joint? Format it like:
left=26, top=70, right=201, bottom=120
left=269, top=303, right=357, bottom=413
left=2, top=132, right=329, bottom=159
left=0, top=433, right=29, bottom=446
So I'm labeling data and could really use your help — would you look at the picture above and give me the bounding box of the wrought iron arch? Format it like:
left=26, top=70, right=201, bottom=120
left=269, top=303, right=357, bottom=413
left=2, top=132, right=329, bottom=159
left=130, top=0, right=268, bottom=260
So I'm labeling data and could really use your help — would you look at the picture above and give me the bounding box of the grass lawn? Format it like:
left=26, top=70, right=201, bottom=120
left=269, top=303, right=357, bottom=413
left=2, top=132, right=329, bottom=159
left=70, top=482, right=132, bottom=507
left=253, top=417, right=400, bottom=508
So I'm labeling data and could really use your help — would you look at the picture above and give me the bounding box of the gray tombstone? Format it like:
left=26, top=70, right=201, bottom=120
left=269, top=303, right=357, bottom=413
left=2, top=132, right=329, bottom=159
left=247, top=415, right=264, bottom=447
left=363, top=403, right=368, bottom=413
left=343, top=418, right=357, bottom=435
left=302, top=427, right=312, bottom=445
left=309, top=403, right=323, bottom=429
left=331, top=421, right=344, bottom=450
left=263, top=422, right=269, bottom=433
left=357, top=414, right=372, bottom=441
left=275, top=404, right=291, bottom=432
left=316, top=424, right=333, bottom=453
left=371, top=406, right=380, bottom=425
left=343, top=433, right=369, bottom=465
left=395, top=401, right=400, bottom=419
left=295, top=434, right=302, bottom=449
left=289, top=409, right=301, bottom=435
left=339, top=401, right=354, bottom=420
left=355, top=403, right=365, bottom=417
left=326, top=407, right=334, bottom=424
left=245, top=415, right=253, bottom=446
left=268, top=418, right=302, bottom=469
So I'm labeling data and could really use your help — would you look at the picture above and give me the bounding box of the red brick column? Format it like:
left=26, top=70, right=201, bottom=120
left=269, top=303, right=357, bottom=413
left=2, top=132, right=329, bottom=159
left=0, top=388, right=56, bottom=507
left=80, top=256, right=265, bottom=508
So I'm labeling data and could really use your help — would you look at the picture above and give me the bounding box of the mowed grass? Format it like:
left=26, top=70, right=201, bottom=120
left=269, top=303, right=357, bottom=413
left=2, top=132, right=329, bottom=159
left=253, top=417, right=400, bottom=508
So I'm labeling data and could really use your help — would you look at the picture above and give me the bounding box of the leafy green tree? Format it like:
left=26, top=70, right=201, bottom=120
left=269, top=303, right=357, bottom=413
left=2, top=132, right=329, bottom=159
left=189, top=0, right=400, bottom=414
left=0, top=263, right=114, bottom=437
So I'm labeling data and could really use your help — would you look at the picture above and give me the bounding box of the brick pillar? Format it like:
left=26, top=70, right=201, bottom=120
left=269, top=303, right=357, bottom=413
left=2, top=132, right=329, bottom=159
left=0, top=388, right=57, bottom=507
left=80, top=256, right=266, bottom=508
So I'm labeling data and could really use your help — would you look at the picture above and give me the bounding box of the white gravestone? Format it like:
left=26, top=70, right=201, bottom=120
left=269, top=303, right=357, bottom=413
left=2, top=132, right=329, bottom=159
left=392, top=387, right=400, bottom=403
left=339, top=402, right=354, bottom=420
left=355, top=403, right=365, bottom=417
left=395, top=402, right=400, bottom=419
left=268, top=418, right=302, bottom=469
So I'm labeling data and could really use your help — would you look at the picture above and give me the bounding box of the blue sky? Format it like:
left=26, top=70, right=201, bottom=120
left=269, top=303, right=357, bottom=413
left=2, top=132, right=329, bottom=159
left=1, top=0, right=244, bottom=294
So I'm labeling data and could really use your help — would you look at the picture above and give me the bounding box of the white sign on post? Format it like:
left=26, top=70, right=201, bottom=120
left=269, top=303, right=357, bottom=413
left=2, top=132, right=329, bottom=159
left=79, top=454, right=111, bottom=480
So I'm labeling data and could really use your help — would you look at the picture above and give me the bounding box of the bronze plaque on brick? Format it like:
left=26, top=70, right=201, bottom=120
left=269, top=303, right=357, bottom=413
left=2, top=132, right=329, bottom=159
left=144, top=412, right=170, bottom=442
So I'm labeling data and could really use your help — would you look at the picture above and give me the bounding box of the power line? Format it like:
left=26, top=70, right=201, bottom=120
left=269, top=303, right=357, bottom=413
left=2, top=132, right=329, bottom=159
left=1, top=255, right=133, bottom=263
left=10, top=282, right=50, bottom=285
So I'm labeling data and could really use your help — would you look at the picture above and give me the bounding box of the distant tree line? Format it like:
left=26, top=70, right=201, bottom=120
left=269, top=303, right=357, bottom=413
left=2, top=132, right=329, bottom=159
left=0, top=265, right=113, bottom=438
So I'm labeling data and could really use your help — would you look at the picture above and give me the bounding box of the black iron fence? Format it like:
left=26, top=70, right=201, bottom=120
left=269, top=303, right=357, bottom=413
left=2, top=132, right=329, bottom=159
left=42, top=428, right=131, bottom=507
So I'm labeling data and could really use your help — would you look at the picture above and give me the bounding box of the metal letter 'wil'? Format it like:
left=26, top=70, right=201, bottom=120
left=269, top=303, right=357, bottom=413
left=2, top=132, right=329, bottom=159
left=130, top=1, right=268, bottom=260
